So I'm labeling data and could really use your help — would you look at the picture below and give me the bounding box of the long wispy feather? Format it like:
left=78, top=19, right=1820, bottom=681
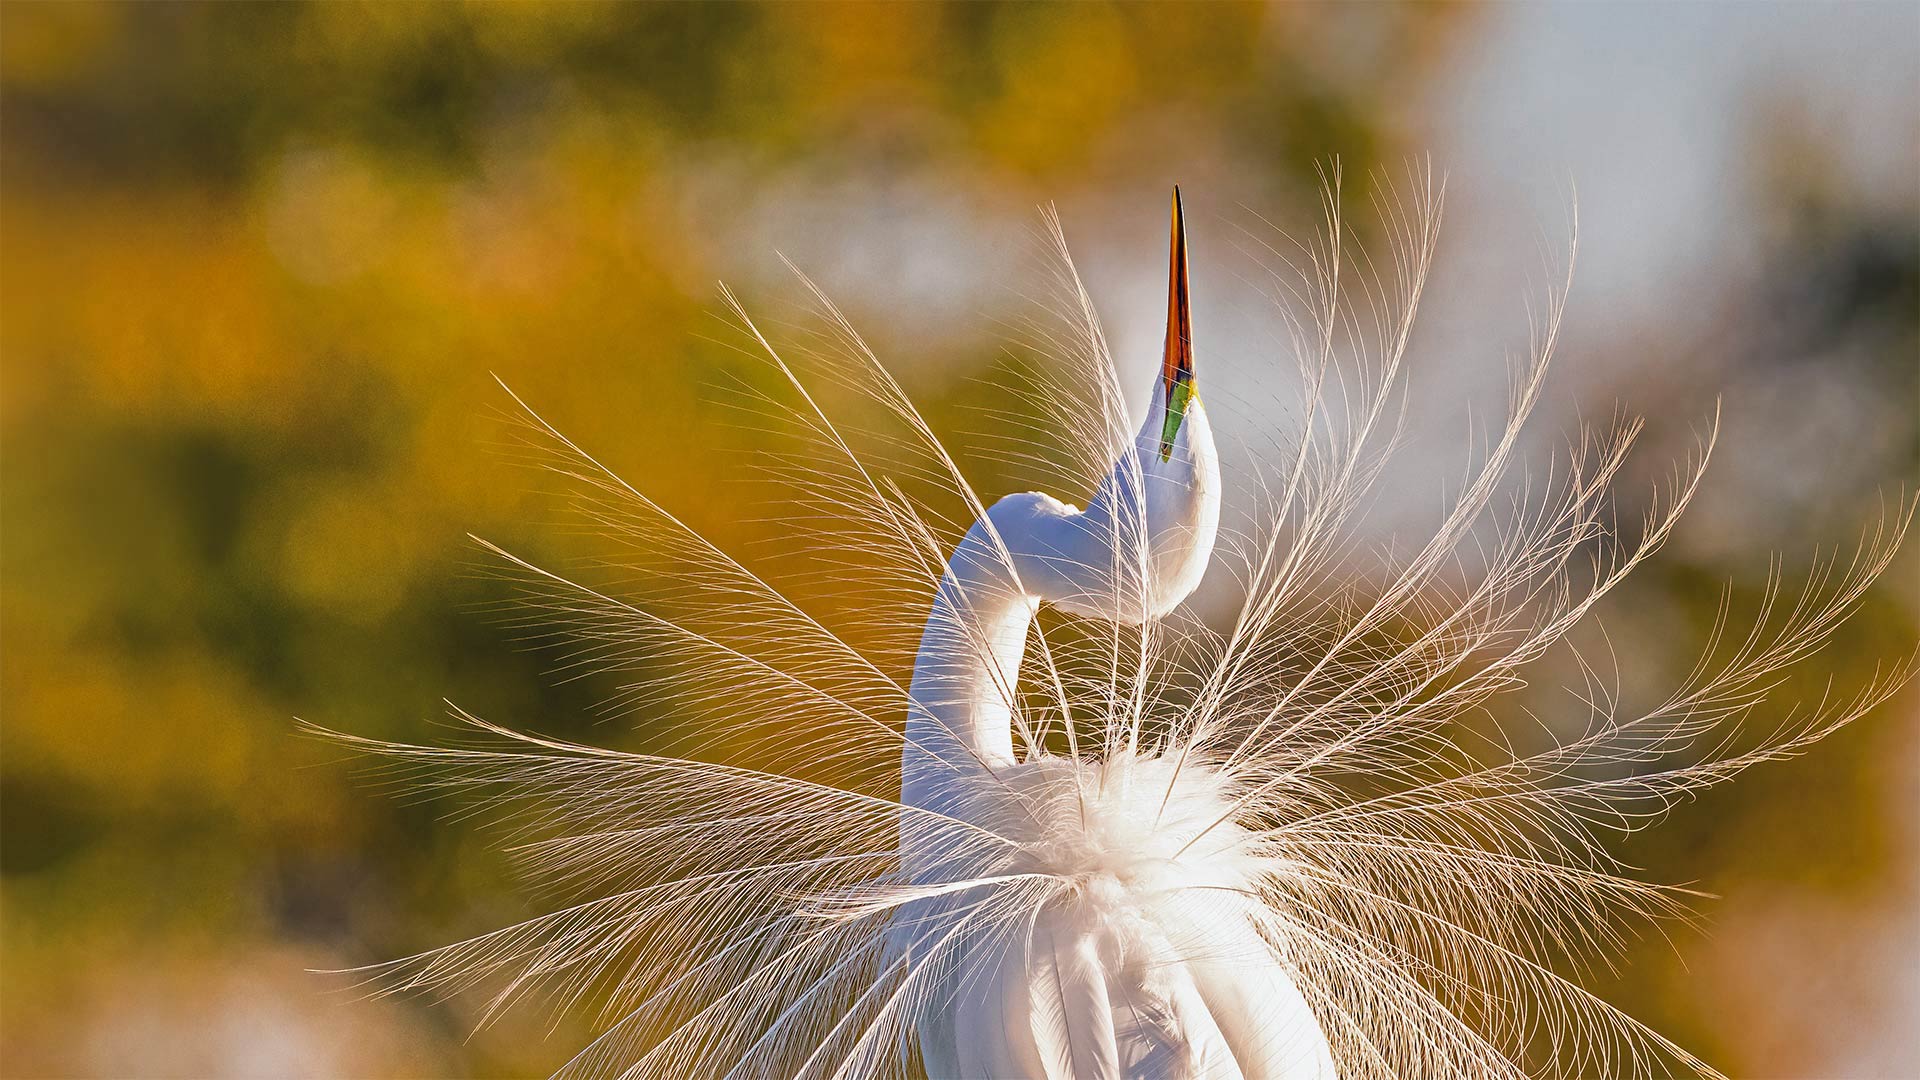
left=312, top=169, right=1914, bottom=1079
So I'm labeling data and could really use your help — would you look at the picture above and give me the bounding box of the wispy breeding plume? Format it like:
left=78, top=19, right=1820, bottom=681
left=316, top=172, right=1914, bottom=1080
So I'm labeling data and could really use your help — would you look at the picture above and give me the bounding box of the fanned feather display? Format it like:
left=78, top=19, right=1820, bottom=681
left=316, top=173, right=1913, bottom=1079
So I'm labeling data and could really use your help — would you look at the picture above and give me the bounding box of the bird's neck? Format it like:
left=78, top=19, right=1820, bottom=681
left=901, top=516, right=1035, bottom=812
left=898, top=419, right=1220, bottom=815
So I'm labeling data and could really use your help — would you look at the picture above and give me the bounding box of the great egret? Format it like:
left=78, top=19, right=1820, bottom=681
left=320, top=178, right=1913, bottom=1080
left=894, top=190, right=1333, bottom=1079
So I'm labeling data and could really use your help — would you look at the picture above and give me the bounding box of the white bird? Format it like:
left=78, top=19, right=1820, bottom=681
left=895, top=190, right=1333, bottom=1079
left=318, top=176, right=1913, bottom=1080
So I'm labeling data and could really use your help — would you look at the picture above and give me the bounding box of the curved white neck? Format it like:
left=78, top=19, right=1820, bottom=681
left=901, top=404, right=1218, bottom=813
left=900, top=493, right=1060, bottom=812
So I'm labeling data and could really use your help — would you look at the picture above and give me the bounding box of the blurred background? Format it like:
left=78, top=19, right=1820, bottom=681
left=2, top=3, right=1914, bottom=1077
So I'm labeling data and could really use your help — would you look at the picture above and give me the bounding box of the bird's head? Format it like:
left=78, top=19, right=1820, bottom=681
left=984, top=189, right=1220, bottom=625
left=1127, top=186, right=1220, bottom=613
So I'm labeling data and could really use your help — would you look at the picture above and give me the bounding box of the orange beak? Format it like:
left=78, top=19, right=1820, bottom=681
left=1158, top=186, right=1195, bottom=461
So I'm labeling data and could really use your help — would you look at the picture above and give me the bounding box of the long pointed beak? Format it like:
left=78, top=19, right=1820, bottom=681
left=1158, top=186, right=1195, bottom=460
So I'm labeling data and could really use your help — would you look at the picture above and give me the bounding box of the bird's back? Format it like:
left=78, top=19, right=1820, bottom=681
left=905, top=756, right=1335, bottom=1080
left=919, top=890, right=1332, bottom=1079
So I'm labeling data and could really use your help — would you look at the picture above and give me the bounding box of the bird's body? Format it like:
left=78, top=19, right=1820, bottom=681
left=905, top=751, right=1332, bottom=1080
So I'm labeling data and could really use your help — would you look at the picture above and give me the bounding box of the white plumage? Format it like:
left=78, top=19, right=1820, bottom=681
left=902, top=751, right=1333, bottom=1080
left=319, top=175, right=1912, bottom=1080
left=896, top=191, right=1332, bottom=1078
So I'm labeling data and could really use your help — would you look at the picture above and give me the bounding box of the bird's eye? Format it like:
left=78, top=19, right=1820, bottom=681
left=1159, top=186, right=1194, bottom=463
